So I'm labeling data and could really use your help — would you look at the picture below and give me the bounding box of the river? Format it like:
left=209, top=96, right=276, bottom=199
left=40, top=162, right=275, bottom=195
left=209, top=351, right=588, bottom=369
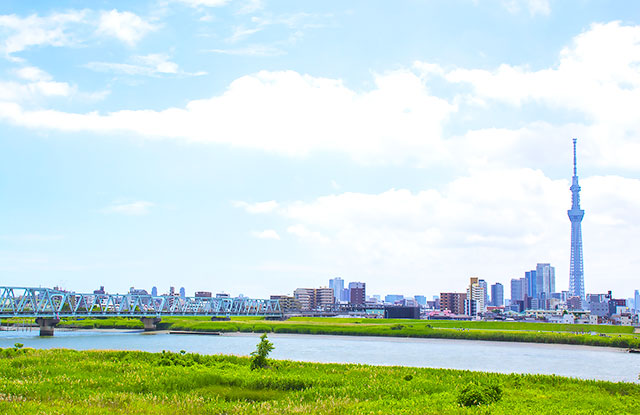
left=1, top=329, right=638, bottom=383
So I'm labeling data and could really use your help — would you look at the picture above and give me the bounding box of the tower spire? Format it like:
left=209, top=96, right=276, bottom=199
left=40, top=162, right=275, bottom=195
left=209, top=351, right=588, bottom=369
left=573, top=138, right=577, bottom=176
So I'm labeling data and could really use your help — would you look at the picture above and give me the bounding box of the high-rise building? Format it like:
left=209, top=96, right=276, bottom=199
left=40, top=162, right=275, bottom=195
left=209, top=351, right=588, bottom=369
left=440, top=292, right=466, bottom=314
left=414, top=295, right=427, bottom=306
left=385, top=294, right=404, bottom=304
left=525, top=270, right=536, bottom=298
left=568, top=138, right=585, bottom=298
left=490, top=283, right=504, bottom=307
left=179, top=287, right=186, bottom=298
left=151, top=286, right=157, bottom=296
left=510, top=278, right=526, bottom=302
left=536, top=263, right=555, bottom=296
left=329, top=277, right=344, bottom=303
left=465, top=277, right=486, bottom=316
left=479, top=279, right=488, bottom=308
left=348, top=282, right=366, bottom=305
left=635, top=290, right=640, bottom=314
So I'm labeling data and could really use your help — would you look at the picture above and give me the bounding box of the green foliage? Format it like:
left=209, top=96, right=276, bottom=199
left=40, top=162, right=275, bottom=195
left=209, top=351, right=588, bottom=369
left=250, top=333, right=274, bottom=370
left=13, top=343, right=23, bottom=349
left=0, top=348, right=638, bottom=414
left=457, top=381, right=503, bottom=407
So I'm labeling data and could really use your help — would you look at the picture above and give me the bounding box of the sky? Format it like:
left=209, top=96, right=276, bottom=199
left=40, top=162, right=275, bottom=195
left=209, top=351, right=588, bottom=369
left=0, top=0, right=639, bottom=300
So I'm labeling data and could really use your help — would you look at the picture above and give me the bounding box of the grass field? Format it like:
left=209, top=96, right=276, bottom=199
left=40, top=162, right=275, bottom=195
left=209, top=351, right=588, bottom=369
left=3, top=316, right=639, bottom=348
left=0, top=346, right=639, bottom=414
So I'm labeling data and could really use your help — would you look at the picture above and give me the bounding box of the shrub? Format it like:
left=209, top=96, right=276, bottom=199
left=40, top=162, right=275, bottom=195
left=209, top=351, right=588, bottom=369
left=250, top=333, right=274, bottom=370
left=456, top=381, right=503, bottom=407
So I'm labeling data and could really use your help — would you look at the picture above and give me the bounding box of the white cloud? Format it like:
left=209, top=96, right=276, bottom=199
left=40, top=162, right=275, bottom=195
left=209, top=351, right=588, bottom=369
left=1, top=20, right=639, bottom=174
left=85, top=53, right=205, bottom=77
left=14, top=66, right=52, bottom=82
left=172, top=0, right=230, bottom=7
left=287, top=224, right=330, bottom=245
left=240, top=170, right=640, bottom=295
left=227, top=25, right=263, bottom=43
left=101, top=201, right=155, bottom=215
left=440, top=22, right=640, bottom=121
left=502, top=0, right=551, bottom=16
left=0, top=11, right=86, bottom=59
left=96, top=10, right=157, bottom=46
left=251, top=229, right=281, bottom=240
left=237, top=0, right=264, bottom=14
left=206, top=45, right=285, bottom=56
left=416, top=21, right=640, bottom=171
left=0, top=79, right=74, bottom=102
left=233, top=200, right=279, bottom=214
left=0, top=69, right=456, bottom=165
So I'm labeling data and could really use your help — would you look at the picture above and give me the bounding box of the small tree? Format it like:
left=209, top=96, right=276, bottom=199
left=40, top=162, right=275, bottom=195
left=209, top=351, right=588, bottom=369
left=250, top=333, right=274, bottom=370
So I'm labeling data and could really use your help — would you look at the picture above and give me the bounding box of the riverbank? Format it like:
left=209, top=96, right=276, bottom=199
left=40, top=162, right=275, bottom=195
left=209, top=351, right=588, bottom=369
left=3, top=316, right=639, bottom=349
left=0, top=347, right=638, bottom=414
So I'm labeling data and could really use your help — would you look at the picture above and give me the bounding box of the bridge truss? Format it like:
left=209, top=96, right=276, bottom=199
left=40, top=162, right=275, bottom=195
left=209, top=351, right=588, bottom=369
left=0, top=287, right=282, bottom=318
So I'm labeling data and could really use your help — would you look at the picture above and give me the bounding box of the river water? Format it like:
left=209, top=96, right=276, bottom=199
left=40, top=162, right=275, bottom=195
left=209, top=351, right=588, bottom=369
left=1, top=329, right=638, bottom=383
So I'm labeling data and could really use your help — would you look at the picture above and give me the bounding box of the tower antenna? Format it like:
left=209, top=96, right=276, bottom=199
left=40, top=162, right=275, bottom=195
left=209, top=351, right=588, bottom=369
left=573, top=138, right=577, bottom=176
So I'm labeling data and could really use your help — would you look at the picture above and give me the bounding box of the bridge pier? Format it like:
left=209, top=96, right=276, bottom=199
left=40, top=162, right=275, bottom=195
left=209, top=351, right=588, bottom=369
left=141, top=317, right=161, bottom=331
left=35, top=317, right=60, bottom=336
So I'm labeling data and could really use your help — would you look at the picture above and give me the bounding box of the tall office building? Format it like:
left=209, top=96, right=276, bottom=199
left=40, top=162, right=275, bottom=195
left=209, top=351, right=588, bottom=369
left=536, top=263, right=555, bottom=296
left=525, top=270, right=536, bottom=298
left=414, top=295, right=427, bottom=306
left=568, top=138, right=585, bottom=298
left=510, top=277, right=527, bottom=302
left=479, top=279, right=488, bottom=308
left=635, top=290, right=640, bottom=314
left=329, top=277, right=344, bottom=303
left=490, top=283, right=504, bottom=307
left=151, top=286, right=157, bottom=296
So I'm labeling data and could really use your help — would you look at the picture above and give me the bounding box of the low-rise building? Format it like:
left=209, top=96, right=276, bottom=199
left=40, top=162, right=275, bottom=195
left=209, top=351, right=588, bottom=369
left=270, top=295, right=299, bottom=311
left=440, top=292, right=466, bottom=315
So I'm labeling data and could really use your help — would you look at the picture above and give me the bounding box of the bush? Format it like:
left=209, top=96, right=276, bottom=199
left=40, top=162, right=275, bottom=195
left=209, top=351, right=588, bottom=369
left=250, top=333, right=274, bottom=370
left=456, top=381, right=503, bottom=407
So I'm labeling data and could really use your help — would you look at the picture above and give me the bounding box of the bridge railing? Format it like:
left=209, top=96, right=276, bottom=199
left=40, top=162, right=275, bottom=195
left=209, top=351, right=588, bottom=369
left=0, top=287, right=281, bottom=318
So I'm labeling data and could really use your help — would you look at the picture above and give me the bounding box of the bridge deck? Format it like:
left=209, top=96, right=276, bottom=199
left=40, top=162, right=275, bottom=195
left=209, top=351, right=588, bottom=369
left=0, top=287, right=282, bottom=318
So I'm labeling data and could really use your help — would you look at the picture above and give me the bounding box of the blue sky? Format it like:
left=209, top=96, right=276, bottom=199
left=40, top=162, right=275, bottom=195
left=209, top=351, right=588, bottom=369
left=1, top=0, right=639, bottom=300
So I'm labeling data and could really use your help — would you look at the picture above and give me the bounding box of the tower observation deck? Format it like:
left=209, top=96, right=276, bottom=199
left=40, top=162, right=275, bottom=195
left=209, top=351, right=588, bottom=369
left=568, top=138, right=585, bottom=299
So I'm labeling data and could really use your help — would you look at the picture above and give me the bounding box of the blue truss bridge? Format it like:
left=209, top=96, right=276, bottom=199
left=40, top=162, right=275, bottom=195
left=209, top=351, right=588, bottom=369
left=0, top=286, right=282, bottom=336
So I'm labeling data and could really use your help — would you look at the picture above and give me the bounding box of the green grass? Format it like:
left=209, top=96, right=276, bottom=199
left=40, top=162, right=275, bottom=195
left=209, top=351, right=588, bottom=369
left=0, top=347, right=638, bottom=414
left=4, top=316, right=639, bottom=349
left=157, top=317, right=640, bottom=348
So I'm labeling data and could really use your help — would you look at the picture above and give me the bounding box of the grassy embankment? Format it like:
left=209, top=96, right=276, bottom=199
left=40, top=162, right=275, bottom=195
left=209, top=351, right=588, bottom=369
left=4, top=315, right=638, bottom=349
left=1, top=346, right=639, bottom=414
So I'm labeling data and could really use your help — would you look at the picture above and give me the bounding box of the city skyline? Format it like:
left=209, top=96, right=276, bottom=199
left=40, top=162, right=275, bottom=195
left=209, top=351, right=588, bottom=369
left=1, top=1, right=640, bottom=298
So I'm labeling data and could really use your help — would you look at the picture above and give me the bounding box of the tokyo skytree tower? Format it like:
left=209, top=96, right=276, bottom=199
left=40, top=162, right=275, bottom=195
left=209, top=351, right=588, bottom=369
left=568, top=138, right=585, bottom=299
